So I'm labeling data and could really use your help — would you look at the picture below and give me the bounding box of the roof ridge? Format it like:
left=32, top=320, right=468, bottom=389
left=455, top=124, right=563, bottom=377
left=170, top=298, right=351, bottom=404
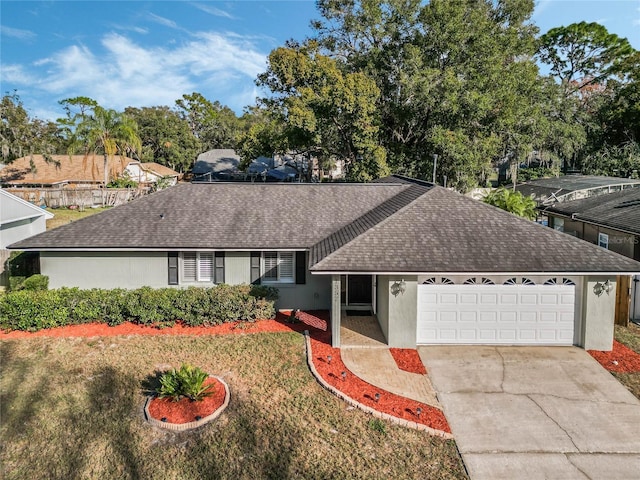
left=309, top=183, right=431, bottom=267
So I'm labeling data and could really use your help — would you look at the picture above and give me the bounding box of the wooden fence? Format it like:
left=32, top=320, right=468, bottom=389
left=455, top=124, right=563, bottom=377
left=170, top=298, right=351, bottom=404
left=5, top=187, right=149, bottom=208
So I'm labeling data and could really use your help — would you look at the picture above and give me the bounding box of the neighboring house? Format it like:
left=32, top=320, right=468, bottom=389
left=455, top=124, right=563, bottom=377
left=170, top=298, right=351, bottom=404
left=9, top=176, right=640, bottom=351
left=0, top=189, right=53, bottom=286
left=0, top=155, right=133, bottom=188
left=514, top=175, right=640, bottom=206
left=542, top=188, right=640, bottom=323
left=193, top=149, right=344, bottom=182
left=123, top=162, right=181, bottom=187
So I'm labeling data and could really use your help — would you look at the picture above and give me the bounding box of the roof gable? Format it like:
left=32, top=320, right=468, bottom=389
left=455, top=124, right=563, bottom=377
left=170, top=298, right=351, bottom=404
left=310, top=186, right=640, bottom=274
left=0, top=189, right=54, bottom=224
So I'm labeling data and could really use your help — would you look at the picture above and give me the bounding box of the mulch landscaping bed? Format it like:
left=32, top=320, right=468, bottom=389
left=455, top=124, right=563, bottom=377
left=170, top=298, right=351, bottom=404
left=147, top=377, right=226, bottom=424
left=588, top=340, right=640, bottom=373
left=1, top=310, right=450, bottom=434
left=389, top=348, right=428, bottom=374
left=303, top=313, right=450, bottom=433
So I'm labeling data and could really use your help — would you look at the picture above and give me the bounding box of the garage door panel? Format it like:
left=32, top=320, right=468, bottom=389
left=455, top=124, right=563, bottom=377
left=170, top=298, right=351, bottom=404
left=417, top=284, right=575, bottom=345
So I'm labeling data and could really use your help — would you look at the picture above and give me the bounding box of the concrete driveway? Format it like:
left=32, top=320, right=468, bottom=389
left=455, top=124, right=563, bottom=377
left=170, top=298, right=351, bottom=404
left=418, top=346, right=640, bottom=480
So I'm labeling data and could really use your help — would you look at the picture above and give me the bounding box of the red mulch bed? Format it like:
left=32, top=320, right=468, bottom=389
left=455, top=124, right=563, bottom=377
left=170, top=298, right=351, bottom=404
left=148, top=377, right=226, bottom=424
left=0, top=313, right=316, bottom=340
left=588, top=340, right=640, bottom=373
left=389, top=348, right=427, bottom=375
left=1, top=310, right=449, bottom=433
left=305, top=313, right=450, bottom=433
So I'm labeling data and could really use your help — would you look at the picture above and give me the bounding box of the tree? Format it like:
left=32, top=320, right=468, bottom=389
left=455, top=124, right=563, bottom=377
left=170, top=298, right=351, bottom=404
left=483, top=188, right=537, bottom=220
left=538, top=22, right=635, bottom=95
left=175, top=93, right=241, bottom=151
left=257, top=43, right=389, bottom=181
left=65, top=100, right=142, bottom=185
left=309, top=0, right=578, bottom=190
left=124, top=106, right=200, bottom=173
left=1, top=92, right=63, bottom=162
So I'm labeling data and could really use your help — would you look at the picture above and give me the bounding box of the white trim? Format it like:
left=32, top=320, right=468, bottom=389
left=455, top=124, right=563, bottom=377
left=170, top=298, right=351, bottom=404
left=0, top=189, right=54, bottom=223
left=309, top=270, right=640, bottom=276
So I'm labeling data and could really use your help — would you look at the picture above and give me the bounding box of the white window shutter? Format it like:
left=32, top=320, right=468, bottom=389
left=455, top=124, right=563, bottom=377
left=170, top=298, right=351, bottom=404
left=264, top=252, right=278, bottom=280
left=198, top=253, right=213, bottom=281
left=279, top=252, right=294, bottom=280
left=183, top=252, right=196, bottom=281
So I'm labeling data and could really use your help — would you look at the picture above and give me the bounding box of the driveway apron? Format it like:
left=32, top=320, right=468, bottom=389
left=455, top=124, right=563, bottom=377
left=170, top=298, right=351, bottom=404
left=419, top=346, right=640, bottom=480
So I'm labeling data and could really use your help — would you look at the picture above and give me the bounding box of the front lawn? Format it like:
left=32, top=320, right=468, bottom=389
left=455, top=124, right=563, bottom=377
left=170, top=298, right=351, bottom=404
left=46, top=207, right=110, bottom=230
left=0, top=332, right=466, bottom=479
left=613, top=323, right=640, bottom=400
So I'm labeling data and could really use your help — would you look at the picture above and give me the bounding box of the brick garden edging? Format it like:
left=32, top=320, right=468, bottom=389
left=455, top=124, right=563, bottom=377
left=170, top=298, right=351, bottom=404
left=144, top=375, right=230, bottom=431
left=303, top=331, right=453, bottom=439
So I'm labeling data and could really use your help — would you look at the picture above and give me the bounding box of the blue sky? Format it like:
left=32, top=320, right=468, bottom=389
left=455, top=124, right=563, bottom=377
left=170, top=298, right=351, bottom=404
left=1, top=1, right=639, bottom=121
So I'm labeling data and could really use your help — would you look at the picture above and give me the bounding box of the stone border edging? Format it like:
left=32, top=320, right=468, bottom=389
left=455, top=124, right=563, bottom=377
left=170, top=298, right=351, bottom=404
left=144, top=375, right=230, bottom=431
left=303, top=331, right=453, bottom=439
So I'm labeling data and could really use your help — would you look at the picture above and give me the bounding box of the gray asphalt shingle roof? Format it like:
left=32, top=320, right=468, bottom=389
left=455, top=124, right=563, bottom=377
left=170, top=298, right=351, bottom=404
left=543, top=187, right=640, bottom=235
left=310, top=186, right=640, bottom=273
left=11, top=177, right=640, bottom=273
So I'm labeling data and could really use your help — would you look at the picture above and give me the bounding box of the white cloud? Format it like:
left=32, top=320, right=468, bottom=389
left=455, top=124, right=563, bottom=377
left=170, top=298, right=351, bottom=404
left=190, top=2, right=235, bottom=19
left=0, top=25, right=36, bottom=40
left=148, top=13, right=181, bottom=30
left=4, top=31, right=268, bottom=116
left=0, top=64, right=35, bottom=84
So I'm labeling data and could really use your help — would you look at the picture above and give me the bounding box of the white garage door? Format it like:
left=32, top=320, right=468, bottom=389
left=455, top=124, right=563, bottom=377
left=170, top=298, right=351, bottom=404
left=417, top=284, right=575, bottom=345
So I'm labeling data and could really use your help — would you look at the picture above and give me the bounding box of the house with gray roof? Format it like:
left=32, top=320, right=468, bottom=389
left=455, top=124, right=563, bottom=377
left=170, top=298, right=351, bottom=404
left=514, top=175, right=640, bottom=206
left=9, top=176, right=640, bottom=351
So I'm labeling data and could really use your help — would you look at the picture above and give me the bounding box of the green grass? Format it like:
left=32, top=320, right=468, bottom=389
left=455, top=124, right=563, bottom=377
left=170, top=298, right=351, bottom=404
left=0, top=333, right=466, bottom=479
left=46, top=207, right=110, bottom=230
left=613, top=323, right=640, bottom=400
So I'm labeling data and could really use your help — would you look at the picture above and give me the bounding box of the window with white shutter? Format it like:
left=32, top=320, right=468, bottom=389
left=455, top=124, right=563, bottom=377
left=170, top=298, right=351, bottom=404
left=262, top=251, right=295, bottom=283
left=182, top=252, right=218, bottom=283
left=183, top=252, right=197, bottom=282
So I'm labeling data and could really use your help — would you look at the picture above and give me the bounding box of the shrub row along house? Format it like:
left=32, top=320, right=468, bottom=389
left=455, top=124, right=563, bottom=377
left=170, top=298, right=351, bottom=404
left=9, top=176, right=640, bottom=350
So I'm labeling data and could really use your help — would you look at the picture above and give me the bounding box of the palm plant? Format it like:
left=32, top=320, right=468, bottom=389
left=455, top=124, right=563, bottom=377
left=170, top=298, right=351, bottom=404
left=73, top=106, right=142, bottom=186
left=483, top=188, right=537, bottom=220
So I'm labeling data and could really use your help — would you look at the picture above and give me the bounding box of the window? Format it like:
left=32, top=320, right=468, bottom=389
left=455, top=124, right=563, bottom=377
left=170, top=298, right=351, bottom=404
left=262, top=251, right=295, bottom=283
left=183, top=252, right=214, bottom=282
left=463, top=277, right=495, bottom=285
left=598, top=233, right=609, bottom=249
left=553, top=217, right=564, bottom=232
left=504, top=277, right=535, bottom=285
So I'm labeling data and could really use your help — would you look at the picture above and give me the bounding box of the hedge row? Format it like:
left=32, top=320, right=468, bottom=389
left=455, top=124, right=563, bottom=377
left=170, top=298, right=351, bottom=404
left=0, top=284, right=278, bottom=332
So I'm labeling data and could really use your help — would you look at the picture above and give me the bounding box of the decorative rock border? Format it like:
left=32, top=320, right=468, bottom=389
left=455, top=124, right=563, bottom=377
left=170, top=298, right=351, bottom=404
left=144, top=375, right=230, bottom=431
left=303, top=331, right=453, bottom=439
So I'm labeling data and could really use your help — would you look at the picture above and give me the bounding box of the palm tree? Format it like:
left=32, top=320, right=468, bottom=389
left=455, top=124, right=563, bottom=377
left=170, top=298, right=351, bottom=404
left=74, top=106, right=142, bottom=186
left=483, top=188, right=537, bottom=220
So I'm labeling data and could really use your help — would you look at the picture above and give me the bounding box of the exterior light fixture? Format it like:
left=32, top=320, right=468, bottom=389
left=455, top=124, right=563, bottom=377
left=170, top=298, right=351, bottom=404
left=341, top=371, right=347, bottom=381
left=327, top=355, right=332, bottom=365
left=594, top=279, right=613, bottom=297
left=390, top=279, right=407, bottom=297
left=416, top=407, right=422, bottom=418
left=374, top=393, right=380, bottom=403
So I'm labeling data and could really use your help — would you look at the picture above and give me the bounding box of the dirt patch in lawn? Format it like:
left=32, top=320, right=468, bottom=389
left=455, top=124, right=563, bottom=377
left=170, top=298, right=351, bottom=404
left=389, top=348, right=428, bottom=375
left=588, top=340, right=640, bottom=373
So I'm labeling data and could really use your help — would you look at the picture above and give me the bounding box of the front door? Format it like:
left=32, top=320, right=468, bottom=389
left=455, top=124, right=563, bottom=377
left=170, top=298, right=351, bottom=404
left=347, top=275, right=372, bottom=304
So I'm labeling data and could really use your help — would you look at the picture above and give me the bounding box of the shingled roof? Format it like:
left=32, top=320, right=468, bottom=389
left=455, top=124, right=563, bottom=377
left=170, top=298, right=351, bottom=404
left=10, top=177, right=640, bottom=274
left=542, top=187, right=640, bottom=235
left=0, top=155, right=132, bottom=186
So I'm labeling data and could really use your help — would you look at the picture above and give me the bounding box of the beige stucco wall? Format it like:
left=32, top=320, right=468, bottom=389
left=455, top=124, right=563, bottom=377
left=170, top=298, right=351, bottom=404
left=581, top=275, right=617, bottom=351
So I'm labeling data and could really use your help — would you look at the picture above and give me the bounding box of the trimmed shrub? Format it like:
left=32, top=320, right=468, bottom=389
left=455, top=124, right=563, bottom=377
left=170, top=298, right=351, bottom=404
left=0, top=284, right=277, bottom=332
left=249, top=285, right=279, bottom=302
left=21, top=274, right=49, bottom=291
